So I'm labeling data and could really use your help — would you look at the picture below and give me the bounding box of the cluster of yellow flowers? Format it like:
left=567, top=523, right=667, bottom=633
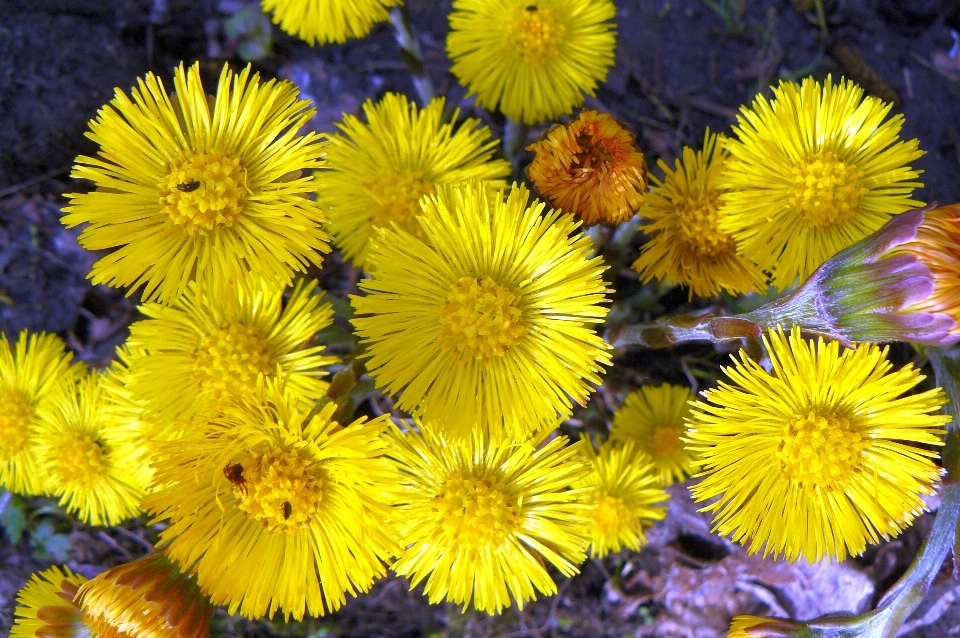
left=5, top=1, right=957, bottom=638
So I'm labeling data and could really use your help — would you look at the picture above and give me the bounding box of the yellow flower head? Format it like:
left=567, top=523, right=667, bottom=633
left=0, top=330, right=82, bottom=495
left=63, top=62, right=330, bottom=304
left=124, top=276, right=336, bottom=424
left=11, top=566, right=88, bottom=638
left=718, top=76, right=925, bottom=291
left=526, top=109, right=647, bottom=226
left=351, top=182, right=611, bottom=439
left=261, top=0, right=401, bottom=45
left=632, top=130, right=768, bottom=299
left=143, top=378, right=399, bottom=620
left=34, top=371, right=147, bottom=526
left=447, top=0, right=617, bottom=124
left=386, top=423, right=591, bottom=613
left=609, top=383, right=696, bottom=485
left=318, top=92, right=510, bottom=268
left=78, top=554, right=214, bottom=638
left=687, top=325, right=949, bottom=563
left=577, top=438, right=667, bottom=557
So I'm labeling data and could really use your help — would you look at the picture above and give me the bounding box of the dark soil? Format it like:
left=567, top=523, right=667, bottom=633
left=2, top=0, right=960, bottom=636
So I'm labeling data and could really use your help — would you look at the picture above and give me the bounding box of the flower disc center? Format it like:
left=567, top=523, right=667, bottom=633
left=675, top=191, right=734, bottom=258
left=438, top=276, right=525, bottom=363
left=777, top=409, right=867, bottom=490
left=789, top=151, right=867, bottom=229
left=367, top=168, right=435, bottom=235
left=573, top=130, right=616, bottom=170
left=159, top=149, right=248, bottom=236
left=650, top=425, right=682, bottom=457
left=504, top=4, right=566, bottom=65
left=230, top=447, right=325, bottom=534
left=590, top=492, right=631, bottom=537
left=0, top=390, right=34, bottom=460
left=53, top=433, right=107, bottom=488
left=193, top=322, right=273, bottom=394
left=439, top=474, right=519, bottom=551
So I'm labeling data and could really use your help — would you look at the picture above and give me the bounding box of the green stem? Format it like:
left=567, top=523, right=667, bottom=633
left=389, top=6, right=434, bottom=106
left=503, top=117, right=530, bottom=167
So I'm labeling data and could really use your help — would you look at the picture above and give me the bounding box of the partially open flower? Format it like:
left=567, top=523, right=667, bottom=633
left=742, top=203, right=960, bottom=347
left=526, top=109, right=646, bottom=225
left=576, top=438, right=667, bottom=557
left=78, top=554, right=213, bottom=638
left=11, top=566, right=88, bottom=638
left=727, top=616, right=809, bottom=637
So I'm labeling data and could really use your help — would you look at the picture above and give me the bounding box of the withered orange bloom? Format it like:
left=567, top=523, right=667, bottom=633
left=525, top=109, right=647, bottom=225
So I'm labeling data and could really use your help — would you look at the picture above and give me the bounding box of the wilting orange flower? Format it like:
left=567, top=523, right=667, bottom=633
left=526, top=110, right=646, bottom=225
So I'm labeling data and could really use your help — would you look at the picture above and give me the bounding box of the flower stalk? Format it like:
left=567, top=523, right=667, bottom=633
left=389, top=6, right=434, bottom=106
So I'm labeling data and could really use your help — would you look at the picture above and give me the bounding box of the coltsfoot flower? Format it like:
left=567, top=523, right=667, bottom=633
left=386, top=423, right=591, bottom=613
left=577, top=438, right=668, bottom=557
left=447, top=0, right=617, bottom=124
left=718, top=76, right=924, bottom=291
left=261, top=0, right=400, bottom=45
left=35, top=372, right=148, bottom=526
left=78, top=554, right=213, bottom=638
left=632, top=130, right=767, bottom=298
left=0, top=330, right=82, bottom=495
left=124, top=277, right=335, bottom=423
left=687, top=326, right=949, bottom=562
left=609, top=383, right=696, bottom=485
left=318, top=92, right=509, bottom=268
left=11, top=566, right=89, bottom=638
left=526, top=109, right=647, bottom=225
left=351, top=182, right=611, bottom=439
left=143, top=378, right=399, bottom=620
left=63, top=62, right=329, bottom=304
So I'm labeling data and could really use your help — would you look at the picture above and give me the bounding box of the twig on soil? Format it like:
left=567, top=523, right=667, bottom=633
left=109, top=525, right=155, bottom=554
left=0, top=165, right=72, bottom=199
left=499, top=579, right=572, bottom=638
left=96, top=530, right=134, bottom=561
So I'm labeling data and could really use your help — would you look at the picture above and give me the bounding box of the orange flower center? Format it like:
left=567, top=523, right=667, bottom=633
left=192, top=322, right=273, bottom=394
left=789, top=151, right=868, bottom=229
left=438, top=473, right=519, bottom=552
left=231, top=447, right=325, bottom=534
left=0, top=389, right=34, bottom=461
left=366, top=168, right=434, bottom=236
left=777, top=409, right=867, bottom=490
left=159, top=149, right=248, bottom=236
left=650, top=425, right=682, bottom=457
left=573, top=130, right=617, bottom=169
left=438, top=276, right=525, bottom=363
left=504, top=4, right=566, bottom=65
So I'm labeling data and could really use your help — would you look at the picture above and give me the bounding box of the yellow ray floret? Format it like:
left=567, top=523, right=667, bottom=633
left=686, top=325, right=949, bottom=563
left=632, top=130, right=768, bottom=299
left=262, top=0, right=401, bottom=45
left=124, top=276, right=336, bottom=423
left=610, top=383, right=697, bottom=485
left=351, top=182, right=611, bottom=439
left=447, top=0, right=617, bottom=124
left=576, top=438, right=668, bottom=557
left=34, top=372, right=148, bottom=526
left=143, top=378, right=399, bottom=620
left=63, top=62, right=329, bottom=304
left=318, top=92, right=510, bottom=268
left=386, top=423, right=591, bottom=613
left=11, top=566, right=89, bottom=638
left=717, top=76, right=924, bottom=291
left=0, top=330, right=83, bottom=496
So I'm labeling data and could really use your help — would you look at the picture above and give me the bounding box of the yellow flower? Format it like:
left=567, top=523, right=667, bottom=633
left=687, top=326, right=949, bottom=563
left=718, top=76, right=925, bottom=291
left=526, top=109, right=647, bottom=225
left=0, top=330, right=82, bottom=495
left=261, top=0, right=401, bottom=45
left=34, top=372, right=147, bottom=526
left=318, top=92, right=510, bottom=268
left=632, top=130, right=768, bottom=299
left=577, top=438, right=667, bottom=557
left=447, top=0, right=617, bottom=124
left=11, top=566, right=88, bottom=638
left=386, top=423, right=591, bottom=613
left=351, top=182, right=611, bottom=439
left=143, top=378, right=399, bottom=620
left=78, top=554, right=214, bottom=638
left=609, top=383, right=696, bottom=485
left=63, top=62, right=329, bottom=304
left=124, top=276, right=336, bottom=423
